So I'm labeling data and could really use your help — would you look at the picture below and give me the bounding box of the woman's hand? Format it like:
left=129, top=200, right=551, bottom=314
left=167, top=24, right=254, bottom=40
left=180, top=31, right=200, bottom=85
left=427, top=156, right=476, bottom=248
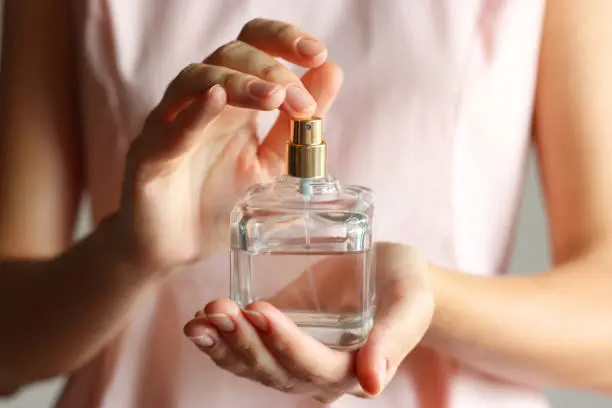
left=184, top=243, right=435, bottom=402
left=115, top=19, right=343, bottom=275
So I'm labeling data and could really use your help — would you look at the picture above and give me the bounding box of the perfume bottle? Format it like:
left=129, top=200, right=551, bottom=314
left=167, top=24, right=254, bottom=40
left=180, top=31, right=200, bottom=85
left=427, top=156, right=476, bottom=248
left=230, top=118, right=375, bottom=350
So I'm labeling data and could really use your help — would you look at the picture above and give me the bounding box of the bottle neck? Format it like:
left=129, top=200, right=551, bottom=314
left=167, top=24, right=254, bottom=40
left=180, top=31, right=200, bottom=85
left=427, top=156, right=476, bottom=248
left=274, top=174, right=340, bottom=198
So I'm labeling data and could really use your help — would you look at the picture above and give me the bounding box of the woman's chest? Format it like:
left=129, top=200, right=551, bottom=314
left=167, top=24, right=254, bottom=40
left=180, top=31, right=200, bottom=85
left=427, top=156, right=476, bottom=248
left=80, top=0, right=543, bottom=268
left=83, top=0, right=488, bottom=182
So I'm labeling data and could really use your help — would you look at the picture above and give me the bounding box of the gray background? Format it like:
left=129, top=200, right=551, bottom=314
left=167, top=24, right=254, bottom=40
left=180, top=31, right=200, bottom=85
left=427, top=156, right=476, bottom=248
left=0, top=2, right=611, bottom=407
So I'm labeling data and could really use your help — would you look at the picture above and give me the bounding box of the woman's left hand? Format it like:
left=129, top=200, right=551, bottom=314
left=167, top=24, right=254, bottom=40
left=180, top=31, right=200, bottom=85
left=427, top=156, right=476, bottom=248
left=183, top=242, right=435, bottom=402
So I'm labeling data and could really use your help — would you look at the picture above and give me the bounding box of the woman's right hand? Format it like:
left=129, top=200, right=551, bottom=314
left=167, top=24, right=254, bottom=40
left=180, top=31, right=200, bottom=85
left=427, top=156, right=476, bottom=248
left=114, top=19, right=343, bottom=276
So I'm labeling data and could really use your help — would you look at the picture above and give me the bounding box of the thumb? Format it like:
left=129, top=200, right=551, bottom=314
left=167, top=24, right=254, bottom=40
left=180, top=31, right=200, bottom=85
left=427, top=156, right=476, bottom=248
left=356, top=248, right=435, bottom=395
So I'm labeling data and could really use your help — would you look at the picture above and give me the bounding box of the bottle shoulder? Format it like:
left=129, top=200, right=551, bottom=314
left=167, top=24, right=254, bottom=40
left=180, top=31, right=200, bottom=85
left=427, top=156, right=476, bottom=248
left=234, top=175, right=375, bottom=214
left=230, top=176, right=374, bottom=252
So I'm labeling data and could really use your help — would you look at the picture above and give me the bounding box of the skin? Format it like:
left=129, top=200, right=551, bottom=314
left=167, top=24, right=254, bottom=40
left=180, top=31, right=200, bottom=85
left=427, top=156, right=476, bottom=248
left=0, top=3, right=343, bottom=394
left=186, top=2, right=612, bottom=400
left=1, top=0, right=612, bottom=404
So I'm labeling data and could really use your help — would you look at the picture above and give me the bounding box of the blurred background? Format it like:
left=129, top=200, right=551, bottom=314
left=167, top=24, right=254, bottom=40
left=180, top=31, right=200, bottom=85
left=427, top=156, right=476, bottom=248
left=1, top=2, right=611, bottom=407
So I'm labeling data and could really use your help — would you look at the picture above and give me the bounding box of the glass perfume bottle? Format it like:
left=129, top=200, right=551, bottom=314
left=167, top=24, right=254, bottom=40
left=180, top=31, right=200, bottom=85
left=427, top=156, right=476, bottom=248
left=230, top=118, right=375, bottom=350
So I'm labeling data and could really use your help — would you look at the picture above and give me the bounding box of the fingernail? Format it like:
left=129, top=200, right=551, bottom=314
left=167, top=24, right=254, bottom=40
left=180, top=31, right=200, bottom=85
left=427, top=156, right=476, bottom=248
left=378, top=358, right=388, bottom=388
left=285, top=85, right=316, bottom=113
left=207, top=313, right=236, bottom=332
left=248, top=80, right=280, bottom=99
left=190, top=333, right=215, bottom=348
left=207, top=84, right=225, bottom=99
left=244, top=310, right=269, bottom=332
left=296, top=38, right=326, bottom=59
left=208, top=84, right=222, bottom=94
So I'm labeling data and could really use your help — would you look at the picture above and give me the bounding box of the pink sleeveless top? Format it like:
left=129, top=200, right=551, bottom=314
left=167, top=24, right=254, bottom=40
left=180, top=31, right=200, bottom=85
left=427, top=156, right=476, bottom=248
left=57, top=1, right=549, bottom=407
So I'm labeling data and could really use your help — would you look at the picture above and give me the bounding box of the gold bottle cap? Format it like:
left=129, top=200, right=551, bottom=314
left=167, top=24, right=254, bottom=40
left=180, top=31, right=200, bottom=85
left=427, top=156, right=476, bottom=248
left=286, top=118, right=327, bottom=178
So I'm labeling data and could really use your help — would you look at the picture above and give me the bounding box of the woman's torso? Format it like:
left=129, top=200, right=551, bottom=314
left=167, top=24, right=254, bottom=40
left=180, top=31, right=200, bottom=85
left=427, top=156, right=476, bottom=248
left=57, top=1, right=548, bottom=407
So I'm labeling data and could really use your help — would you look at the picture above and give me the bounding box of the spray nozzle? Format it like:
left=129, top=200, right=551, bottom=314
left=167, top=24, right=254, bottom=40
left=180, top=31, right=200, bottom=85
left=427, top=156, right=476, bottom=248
left=286, top=118, right=327, bottom=179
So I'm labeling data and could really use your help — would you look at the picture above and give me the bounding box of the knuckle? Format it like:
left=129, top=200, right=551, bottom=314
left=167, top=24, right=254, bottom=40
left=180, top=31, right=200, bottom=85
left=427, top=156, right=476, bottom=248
left=259, top=64, right=291, bottom=82
left=223, top=72, right=245, bottom=90
left=210, top=40, right=246, bottom=63
left=290, top=367, right=325, bottom=386
left=209, top=348, right=235, bottom=369
left=212, top=356, right=235, bottom=370
left=276, top=24, right=299, bottom=42
left=234, top=339, right=256, bottom=358
left=231, top=363, right=251, bottom=377
left=198, top=64, right=225, bottom=85
left=257, top=376, right=275, bottom=388
left=180, top=63, right=227, bottom=92
left=258, top=376, right=296, bottom=394
left=232, top=341, right=270, bottom=373
left=249, top=360, right=265, bottom=373
left=239, top=18, right=300, bottom=45
left=305, top=373, right=327, bottom=387
left=182, top=62, right=202, bottom=75
left=176, top=63, right=201, bottom=82
left=220, top=40, right=246, bottom=54
left=163, top=63, right=202, bottom=102
left=240, top=18, right=266, bottom=36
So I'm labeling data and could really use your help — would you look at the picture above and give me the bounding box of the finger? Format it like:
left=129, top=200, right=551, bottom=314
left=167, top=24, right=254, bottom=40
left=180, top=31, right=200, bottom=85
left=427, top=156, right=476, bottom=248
left=356, top=244, right=435, bottom=396
left=244, top=301, right=356, bottom=389
left=313, top=390, right=343, bottom=404
left=238, top=18, right=327, bottom=67
left=259, top=62, right=344, bottom=172
left=127, top=84, right=226, bottom=183
left=152, top=85, right=225, bottom=162
left=205, top=41, right=316, bottom=117
left=153, top=63, right=286, bottom=123
left=183, top=319, right=249, bottom=376
left=203, top=299, right=297, bottom=393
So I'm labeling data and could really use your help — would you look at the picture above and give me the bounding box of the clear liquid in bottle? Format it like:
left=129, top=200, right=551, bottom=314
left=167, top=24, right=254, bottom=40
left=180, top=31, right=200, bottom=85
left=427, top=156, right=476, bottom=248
left=231, top=248, right=373, bottom=349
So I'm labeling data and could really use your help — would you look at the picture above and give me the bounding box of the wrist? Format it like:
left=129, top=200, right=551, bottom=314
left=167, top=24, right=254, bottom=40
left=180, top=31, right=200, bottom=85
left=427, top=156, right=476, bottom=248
left=420, top=262, right=453, bottom=350
left=95, top=212, right=168, bottom=285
